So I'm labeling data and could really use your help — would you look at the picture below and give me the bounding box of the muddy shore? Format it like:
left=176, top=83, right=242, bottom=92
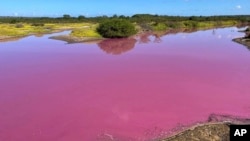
left=0, top=29, right=72, bottom=43
left=233, top=38, right=250, bottom=49
left=49, top=35, right=103, bottom=43
left=161, top=123, right=230, bottom=141
left=161, top=114, right=250, bottom=141
left=232, top=27, right=250, bottom=49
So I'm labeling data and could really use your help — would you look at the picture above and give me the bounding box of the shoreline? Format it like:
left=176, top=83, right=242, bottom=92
left=161, top=114, right=250, bottom=141
left=0, top=27, right=75, bottom=43
left=47, top=26, right=240, bottom=44
left=1, top=25, right=247, bottom=44
left=161, top=122, right=230, bottom=141
left=0, top=36, right=24, bottom=42
left=232, top=26, right=250, bottom=48
left=49, top=35, right=104, bottom=43
left=233, top=38, right=250, bottom=49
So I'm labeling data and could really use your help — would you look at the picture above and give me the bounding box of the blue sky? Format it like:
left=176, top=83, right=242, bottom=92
left=1, top=0, right=250, bottom=17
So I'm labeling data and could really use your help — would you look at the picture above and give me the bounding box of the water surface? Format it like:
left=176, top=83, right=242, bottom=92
left=0, top=27, right=250, bottom=141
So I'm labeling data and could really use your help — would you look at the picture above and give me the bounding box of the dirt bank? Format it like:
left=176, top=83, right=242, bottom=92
left=49, top=35, right=103, bottom=43
left=161, top=114, right=250, bottom=141
left=161, top=123, right=230, bottom=141
left=233, top=38, right=250, bottom=49
left=233, top=27, right=250, bottom=49
left=0, top=36, right=23, bottom=43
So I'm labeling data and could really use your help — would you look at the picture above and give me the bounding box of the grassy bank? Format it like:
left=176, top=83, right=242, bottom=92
left=149, top=20, right=239, bottom=32
left=70, top=24, right=101, bottom=38
left=0, top=23, right=101, bottom=40
left=0, top=14, right=249, bottom=41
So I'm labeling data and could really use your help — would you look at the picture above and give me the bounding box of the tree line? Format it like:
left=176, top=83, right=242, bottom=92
left=0, top=14, right=250, bottom=24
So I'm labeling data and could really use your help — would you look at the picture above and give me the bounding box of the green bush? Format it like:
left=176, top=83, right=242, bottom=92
left=97, top=19, right=137, bottom=38
left=152, top=23, right=167, bottom=31
left=183, top=21, right=198, bottom=28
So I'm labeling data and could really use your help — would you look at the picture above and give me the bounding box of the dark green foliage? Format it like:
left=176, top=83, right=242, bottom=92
left=63, top=14, right=71, bottom=19
left=166, top=22, right=182, bottom=28
left=10, top=19, right=18, bottom=24
left=152, top=22, right=167, bottom=31
left=1, top=14, right=250, bottom=24
left=183, top=21, right=198, bottom=28
left=97, top=19, right=137, bottom=38
left=112, top=14, right=118, bottom=18
left=78, top=15, right=85, bottom=20
left=0, top=14, right=249, bottom=32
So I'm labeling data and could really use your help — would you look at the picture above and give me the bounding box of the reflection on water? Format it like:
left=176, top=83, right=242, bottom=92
left=98, top=38, right=136, bottom=55
left=136, top=32, right=162, bottom=43
left=0, top=37, right=22, bottom=43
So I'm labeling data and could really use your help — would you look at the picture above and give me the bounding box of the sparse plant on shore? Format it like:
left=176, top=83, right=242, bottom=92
left=15, top=23, right=24, bottom=28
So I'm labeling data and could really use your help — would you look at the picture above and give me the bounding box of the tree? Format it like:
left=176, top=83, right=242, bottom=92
left=119, top=15, right=126, bottom=19
left=78, top=15, right=85, bottom=20
left=112, top=14, right=118, bottom=18
left=97, top=19, right=137, bottom=38
left=63, top=14, right=71, bottom=19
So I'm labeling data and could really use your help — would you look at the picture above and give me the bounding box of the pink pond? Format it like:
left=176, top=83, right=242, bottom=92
left=0, top=27, right=250, bottom=141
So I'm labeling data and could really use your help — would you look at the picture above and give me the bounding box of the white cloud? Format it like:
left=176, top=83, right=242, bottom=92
left=236, top=5, right=242, bottom=9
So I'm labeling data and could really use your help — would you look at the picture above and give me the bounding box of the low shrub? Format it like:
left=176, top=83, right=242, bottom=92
left=152, top=23, right=167, bottom=31
left=15, top=23, right=24, bottom=28
left=97, top=19, right=137, bottom=38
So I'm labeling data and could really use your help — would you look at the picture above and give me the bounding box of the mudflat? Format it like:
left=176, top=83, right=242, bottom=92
left=162, top=123, right=230, bottom=141
left=233, top=27, right=250, bottom=49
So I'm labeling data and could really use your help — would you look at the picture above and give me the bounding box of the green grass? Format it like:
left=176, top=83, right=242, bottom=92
left=148, top=20, right=239, bottom=31
left=151, top=23, right=168, bottom=31
left=70, top=24, right=101, bottom=38
left=0, top=23, right=98, bottom=38
left=0, top=20, right=240, bottom=38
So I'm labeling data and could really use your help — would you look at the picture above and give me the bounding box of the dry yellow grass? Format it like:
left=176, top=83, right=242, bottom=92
left=0, top=23, right=98, bottom=38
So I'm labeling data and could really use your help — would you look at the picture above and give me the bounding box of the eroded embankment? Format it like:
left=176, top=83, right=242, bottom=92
left=161, top=114, right=250, bottom=141
left=233, top=27, right=250, bottom=49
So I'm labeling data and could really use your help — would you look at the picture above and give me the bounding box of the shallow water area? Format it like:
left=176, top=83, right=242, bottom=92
left=0, top=27, right=250, bottom=141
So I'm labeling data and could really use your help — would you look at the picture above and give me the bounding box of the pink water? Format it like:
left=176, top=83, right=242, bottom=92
left=0, top=27, right=250, bottom=141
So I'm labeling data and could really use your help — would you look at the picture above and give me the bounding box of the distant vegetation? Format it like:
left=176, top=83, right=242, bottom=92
left=97, top=19, right=136, bottom=38
left=1, top=14, right=249, bottom=24
left=0, top=14, right=249, bottom=39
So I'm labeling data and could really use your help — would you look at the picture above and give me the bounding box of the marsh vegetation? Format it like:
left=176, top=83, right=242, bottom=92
left=0, top=14, right=249, bottom=40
